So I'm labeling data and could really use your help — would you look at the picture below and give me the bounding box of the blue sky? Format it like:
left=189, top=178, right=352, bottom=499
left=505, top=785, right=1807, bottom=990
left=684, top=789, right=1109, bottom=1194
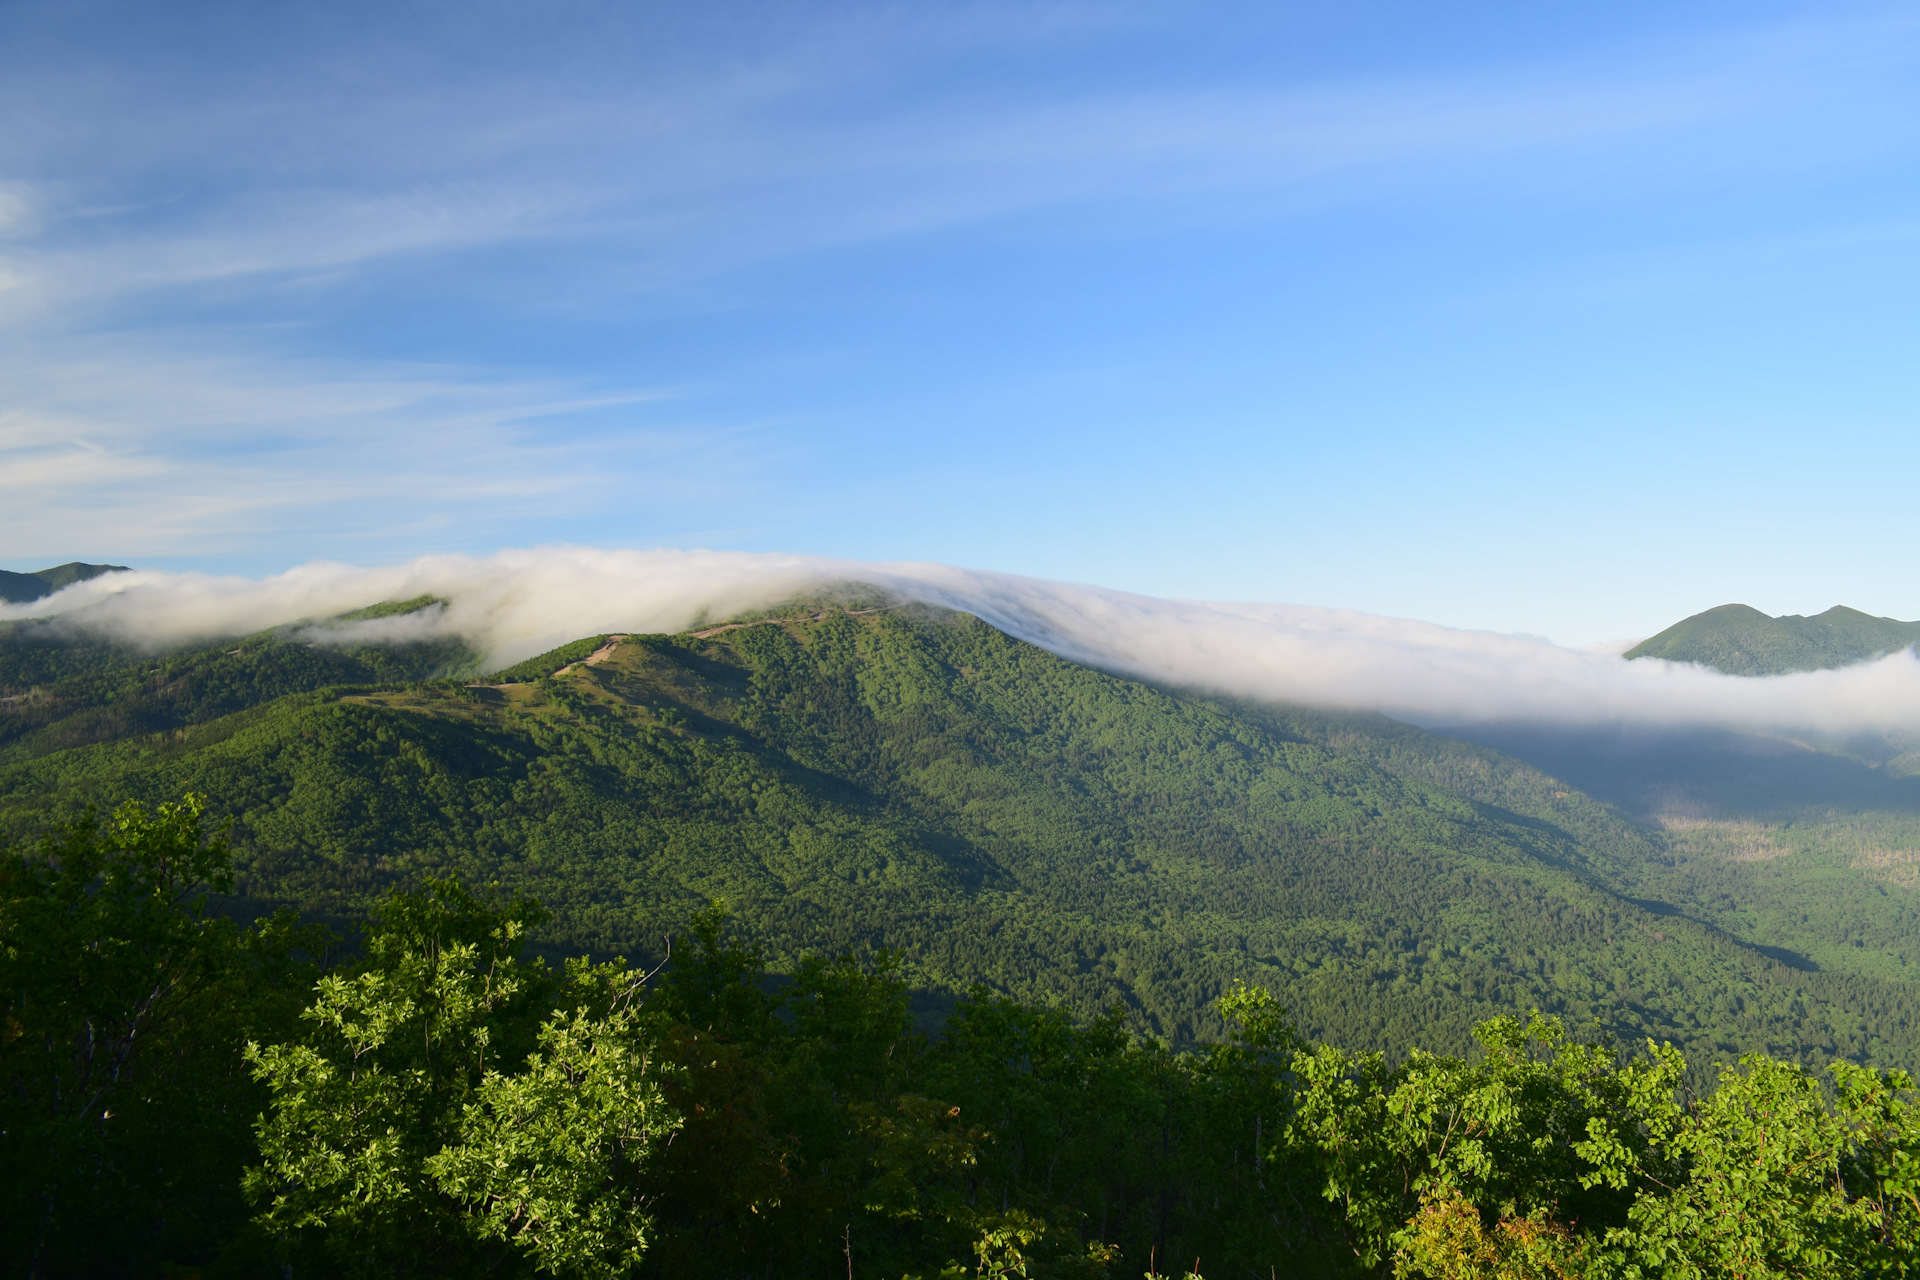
left=3, top=0, right=1918, bottom=644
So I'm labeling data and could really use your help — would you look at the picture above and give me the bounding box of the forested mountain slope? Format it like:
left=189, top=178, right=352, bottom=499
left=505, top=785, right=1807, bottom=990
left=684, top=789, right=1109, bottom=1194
left=0, top=600, right=476, bottom=759
left=1444, top=720, right=1920, bottom=992
left=1625, top=602, right=1920, bottom=674
left=3, top=603, right=1917, bottom=1064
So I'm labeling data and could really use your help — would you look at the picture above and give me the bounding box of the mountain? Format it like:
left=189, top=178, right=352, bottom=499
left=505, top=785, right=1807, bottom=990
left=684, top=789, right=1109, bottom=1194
left=0, top=599, right=476, bottom=758
left=0, top=561, right=130, bottom=605
left=4, top=601, right=1919, bottom=1064
left=1625, top=602, right=1920, bottom=675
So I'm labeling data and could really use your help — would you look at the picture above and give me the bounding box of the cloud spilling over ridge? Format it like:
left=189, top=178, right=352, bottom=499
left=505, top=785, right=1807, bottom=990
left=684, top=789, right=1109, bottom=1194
left=5, top=547, right=1919, bottom=734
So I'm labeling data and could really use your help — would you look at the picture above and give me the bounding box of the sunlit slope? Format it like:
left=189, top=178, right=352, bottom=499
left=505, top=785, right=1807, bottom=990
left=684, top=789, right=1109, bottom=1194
left=2, top=606, right=1916, bottom=1062
left=1626, top=602, right=1920, bottom=675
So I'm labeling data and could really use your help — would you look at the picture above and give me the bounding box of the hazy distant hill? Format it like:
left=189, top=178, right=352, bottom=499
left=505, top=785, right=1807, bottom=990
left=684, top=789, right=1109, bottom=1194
left=5, top=600, right=1918, bottom=1065
left=0, top=561, right=129, bottom=605
left=1626, top=602, right=1920, bottom=675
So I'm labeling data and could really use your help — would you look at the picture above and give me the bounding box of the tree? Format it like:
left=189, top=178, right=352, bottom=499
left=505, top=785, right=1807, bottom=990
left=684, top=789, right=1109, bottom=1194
left=430, top=963, right=681, bottom=1279
left=246, top=878, right=680, bottom=1278
left=0, top=794, right=315, bottom=1275
left=1289, top=1013, right=1645, bottom=1276
left=1580, top=1053, right=1920, bottom=1278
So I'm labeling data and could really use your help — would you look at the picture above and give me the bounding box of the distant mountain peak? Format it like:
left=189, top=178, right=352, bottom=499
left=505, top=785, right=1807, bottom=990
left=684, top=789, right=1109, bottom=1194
left=1626, top=603, right=1920, bottom=675
left=0, top=562, right=130, bottom=606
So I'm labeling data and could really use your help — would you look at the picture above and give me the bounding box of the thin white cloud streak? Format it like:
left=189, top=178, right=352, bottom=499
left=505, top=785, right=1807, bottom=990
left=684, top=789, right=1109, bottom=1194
left=5, top=7, right=1918, bottom=319
left=0, top=336, right=724, bottom=558
left=6, top=547, right=1918, bottom=736
left=4, top=6, right=1917, bottom=573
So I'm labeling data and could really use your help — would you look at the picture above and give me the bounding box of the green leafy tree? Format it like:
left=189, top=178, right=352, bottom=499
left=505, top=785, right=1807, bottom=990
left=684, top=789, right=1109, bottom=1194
left=1578, top=1052, right=1920, bottom=1278
left=0, top=794, right=315, bottom=1275
left=247, top=878, right=680, bottom=1279
left=430, top=965, right=680, bottom=1278
left=637, top=906, right=969, bottom=1278
left=1289, top=1013, right=1644, bottom=1275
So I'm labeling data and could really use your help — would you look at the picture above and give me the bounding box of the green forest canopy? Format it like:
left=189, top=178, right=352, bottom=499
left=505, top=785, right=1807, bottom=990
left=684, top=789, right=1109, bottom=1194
left=4, top=601, right=1919, bottom=1067
left=4, top=803, right=1916, bottom=1279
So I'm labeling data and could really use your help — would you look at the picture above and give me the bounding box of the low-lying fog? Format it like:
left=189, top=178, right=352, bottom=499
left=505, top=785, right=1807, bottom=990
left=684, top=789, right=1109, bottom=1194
left=6, top=547, right=1918, bottom=736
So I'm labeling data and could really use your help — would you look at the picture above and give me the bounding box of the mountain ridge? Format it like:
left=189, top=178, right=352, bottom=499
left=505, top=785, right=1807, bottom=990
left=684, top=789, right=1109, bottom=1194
left=5, top=602, right=1917, bottom=1064
left=0, top=561, right=129, bottom=605
left=1626, top=602, right=1920, bottom=675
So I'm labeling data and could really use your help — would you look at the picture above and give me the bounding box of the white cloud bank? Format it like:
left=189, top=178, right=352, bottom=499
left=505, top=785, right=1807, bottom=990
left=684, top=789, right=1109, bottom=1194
left=5, top=546, right=1918, bottom=735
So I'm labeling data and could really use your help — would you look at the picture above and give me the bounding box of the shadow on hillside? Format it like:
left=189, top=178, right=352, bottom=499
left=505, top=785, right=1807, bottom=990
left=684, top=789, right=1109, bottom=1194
left=1748, top=942, right=1821, bottom=972
left=1436, top=723, right=1920, bottom=822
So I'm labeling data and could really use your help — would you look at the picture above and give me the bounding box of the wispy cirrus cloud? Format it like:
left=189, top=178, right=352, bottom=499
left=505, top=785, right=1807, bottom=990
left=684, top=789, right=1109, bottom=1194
left=0, top=335, right=734, bottom=560
left=6, top=4, right=1917, bottom=316
left=6, top=0, right=1920, bottom=584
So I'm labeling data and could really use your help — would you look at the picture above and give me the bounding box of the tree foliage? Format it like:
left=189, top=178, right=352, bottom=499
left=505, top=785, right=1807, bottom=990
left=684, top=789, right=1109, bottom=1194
left=0, top=795, right=316, bottom=1274
left=4, top=810, right=1919, bottom=1278
left=245, top=879, right=680, bottom=1279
